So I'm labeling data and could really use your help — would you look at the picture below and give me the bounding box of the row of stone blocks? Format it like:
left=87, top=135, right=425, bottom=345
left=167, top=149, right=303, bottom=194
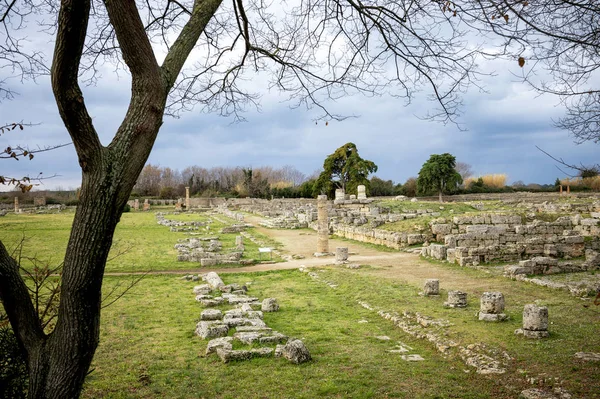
left=192, top=272, right=312, bottom=364
left=423, top=279, right=549, bottom=337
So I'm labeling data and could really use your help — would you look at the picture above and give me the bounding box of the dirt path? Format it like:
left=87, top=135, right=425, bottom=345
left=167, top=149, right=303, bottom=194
left=208, top=214, right=505, bottom=291
left=105, top=214, right=505, bottom=292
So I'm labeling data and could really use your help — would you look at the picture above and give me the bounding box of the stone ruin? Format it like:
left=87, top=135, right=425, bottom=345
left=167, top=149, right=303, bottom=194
left=478, top=292, right=508, bottom=322
left=423, top=213, right=600, bottom=268
left=175, top=237, right=243, bottom=267
left=156, top=212, right=206, bottom=232
left=422, top=279, right=440, bottom=296
left=191, top=272, right=311, bottom=364
left=444, top=290, right=467, bottom=308
left=515, top=304, right=549, bottom=339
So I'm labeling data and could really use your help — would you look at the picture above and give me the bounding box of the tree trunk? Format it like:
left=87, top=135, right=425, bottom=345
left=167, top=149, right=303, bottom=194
left=439, top=190, right=443, bottom=203
left=26, top=153, right=135, bottom=398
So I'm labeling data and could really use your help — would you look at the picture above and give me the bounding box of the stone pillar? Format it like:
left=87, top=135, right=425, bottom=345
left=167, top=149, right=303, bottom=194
left=134, top=199, right=139, bottom=211
left=334, top=189, right=345, bottom=202
left=175, top=198, right=182, bottom=211
left=423, top=279, right=440, bottom=296
left=335, top=247, right=348, bottom=262
left=559, top=185, right=563, bottom=194
left=515, top=304, right=549, bottom=338
left=444, top=290, right=467, bottom=308
left=316, top=195, right=329, bottom=254
left=143, top=198, right=150, bottom=211
left=357, top=185, right=367, bottom=199
left=235, top=235, right=244, bottom=250
left=185, top=186, right=191, bottom=210
left=14, top=197, right=19, bottom=213
left=478, top=292, right=507, bottom=321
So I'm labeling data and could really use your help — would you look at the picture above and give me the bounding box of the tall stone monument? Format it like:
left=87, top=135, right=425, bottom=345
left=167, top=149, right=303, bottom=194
left=316, top=195, right=329, bottom=254
left=185, top=186, right=191, bottom=210
left=14, top=197, right=19, bottom=213
left=357, top=185, right=367, bottom=199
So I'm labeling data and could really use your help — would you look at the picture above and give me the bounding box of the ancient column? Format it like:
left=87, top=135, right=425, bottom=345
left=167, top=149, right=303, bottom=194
left=335, top=247, right=348, bottom=262
left=334, top=189, right=345, bottom=202
left=515, top=304, right=549, bottom=338
left=478, top=292, right=507, bottom=321
left=317, top=194, right=329, bottom=254
left=14, top=197, right=19, bottom=213
left=567, top=185, right=570, bottom=194
left=134, top=199, right=139, bottom=211
left=559, top=185, right=563, bottom=194
left=444, top=290, right=467, bottom=308
left=143, top=198, right=150, bottom=211
left=185, top=186, right=191, bottom=211
left=357, top=185, right=367, bottom=199
left=423, top=279, right=440, bottom=296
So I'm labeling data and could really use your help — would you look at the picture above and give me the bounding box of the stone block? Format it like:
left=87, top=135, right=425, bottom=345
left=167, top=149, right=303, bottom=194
left=423, top=279, right=440, bottom=296
left=522, top=304, right=548, bottom=331
left=262, top=297, right=280, bottom=312
left=444, top=290, right=467, bottom=308
left=274, top=339, right=311, bottom=364
left=479, top=292, right=505, bottom=314
left=195, top=321, right=229, bottom=339
left=201, top=309, right=223, bottom=321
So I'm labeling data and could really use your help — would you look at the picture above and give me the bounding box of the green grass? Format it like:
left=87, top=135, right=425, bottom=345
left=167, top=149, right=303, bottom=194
left=83, top=271, right=518, bottom=398
left=0, top=210, right=280, bottom=272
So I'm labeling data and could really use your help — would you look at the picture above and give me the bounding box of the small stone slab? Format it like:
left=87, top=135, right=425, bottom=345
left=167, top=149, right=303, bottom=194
left=198, top=298, right=224, bottom=307
left=233, top=332, right=263, bottom=344
left=515, top=328, right=550, bottom=339
left=200, top=309, right=223, bottom=321
left=262, top=298, right=280, bottom=312
left=375, top=336, right=391, bottom=341
left=205, top=337, right=233, bottom=355
left=401, top=354, right=425, bottom=361
left=259, top=333, right=288, bottom=344
left=275, top=339, right=311, bottom=364
left=228, top=296, right=259, bottom=304
left=193, top=284, right=212, bottom=295
left=235, top=326, right=273, bottom=333
left=478, top=312, right=508, bottom=322
left=216, top=347, right=274, bottom=363
left=574, top=352, right=600, bottom=362
left=195, top=321, right=229, bottom=339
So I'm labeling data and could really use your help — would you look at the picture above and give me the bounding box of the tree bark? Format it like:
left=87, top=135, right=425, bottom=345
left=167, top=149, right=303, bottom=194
left=0, top=0, right=223, bottom=397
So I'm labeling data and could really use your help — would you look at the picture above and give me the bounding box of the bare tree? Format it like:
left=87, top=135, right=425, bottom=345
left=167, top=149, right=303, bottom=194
left=0, top=1, right=494, bottom=397
left=459, top=1, right=600, bottom=143
left=1, top=123, right=70, bottom=192
left=455, top=161, right=474, bottom=182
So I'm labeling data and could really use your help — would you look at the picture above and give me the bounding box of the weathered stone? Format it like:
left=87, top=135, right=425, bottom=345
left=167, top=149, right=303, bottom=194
left=233, top=332, right=263, bottom=344
left=259, top=332, right=288, bottom=344
left=574, top=352, right=600, bottom=362
left=335, top=247, right=349, bottom=262
left=203, top=272, right=224, bottom=289
left=357, top=185, right=367, bottom=200
left=216, top=347, right=274, bottom=363
left=200, top=309, right=223, bottom=321
left=423, top=279, right=440, bottom=296
left=275, top=339, right=311, bottom=364
left=401, top=354, right=425, bottom=361
left=195, top=321, right=229, bottom=339
left=444, top=290, right=467, bottom=308
left=522, top=304, right=548, bottom=331
left=262, top=297, right=280, bottom=312
left=479, top=292, right=505, bottom=314
left=197, top=297, right=224, bottom=307
left=317, top=195, right=329, bottom=253
left=205, top=337, right=233, bottom=355
left=193, top=284, right=212, bottom=295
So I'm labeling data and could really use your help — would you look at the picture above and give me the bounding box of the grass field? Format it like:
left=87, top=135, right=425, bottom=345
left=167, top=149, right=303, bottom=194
left=2, top=208, right=600, bottom=398
left=0, top=209, right=280, bottom=272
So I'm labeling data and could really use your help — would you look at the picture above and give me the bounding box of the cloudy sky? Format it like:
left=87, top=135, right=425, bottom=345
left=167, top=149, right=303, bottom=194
left=1, top=7, right=597, bottom=192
